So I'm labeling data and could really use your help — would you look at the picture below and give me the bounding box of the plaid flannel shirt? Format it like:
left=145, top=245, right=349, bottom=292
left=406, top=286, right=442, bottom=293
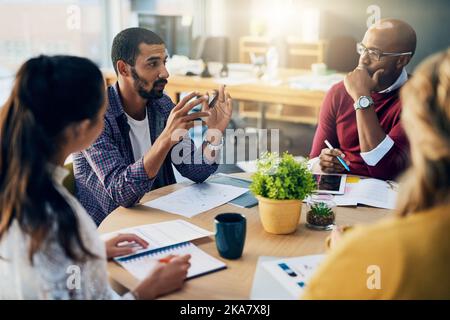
left=73, top=84, right=218, bottom=225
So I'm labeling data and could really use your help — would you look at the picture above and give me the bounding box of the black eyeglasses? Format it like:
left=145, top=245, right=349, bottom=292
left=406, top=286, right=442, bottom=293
left=356, top=42, right=412, bottom=61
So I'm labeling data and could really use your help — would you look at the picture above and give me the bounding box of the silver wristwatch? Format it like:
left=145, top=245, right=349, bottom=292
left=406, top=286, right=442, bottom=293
left=354, top=95, right=374, bottom=110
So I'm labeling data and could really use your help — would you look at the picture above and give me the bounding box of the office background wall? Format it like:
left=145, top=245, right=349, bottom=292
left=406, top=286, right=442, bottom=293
left=306, top=0, right=450, bottom=71
left=132, top=0, right=450, bottom=71
left=130, top=0, right=450, bottom=159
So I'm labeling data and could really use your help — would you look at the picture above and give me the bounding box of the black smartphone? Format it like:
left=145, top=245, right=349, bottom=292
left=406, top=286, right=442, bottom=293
left=208, top=91, right=219, bottom=109
left=196, top=91, right=218, bottom=108
left=190, top=91, right=219, bottom=122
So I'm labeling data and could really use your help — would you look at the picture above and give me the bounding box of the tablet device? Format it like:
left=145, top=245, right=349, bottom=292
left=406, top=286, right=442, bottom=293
left=313, top=174, right=346, bottom=195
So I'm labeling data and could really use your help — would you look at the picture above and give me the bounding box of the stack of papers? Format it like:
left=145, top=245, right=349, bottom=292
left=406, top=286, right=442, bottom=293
left=143, top=182, right=248, bottom=217
left=332, top=177, right=398, bottom=209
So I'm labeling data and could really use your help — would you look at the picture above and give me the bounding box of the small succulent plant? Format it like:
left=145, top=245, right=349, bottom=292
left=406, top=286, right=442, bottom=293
left=307, top=201, right=336, bottom=229
left=310, top=202, right=334, bottom=216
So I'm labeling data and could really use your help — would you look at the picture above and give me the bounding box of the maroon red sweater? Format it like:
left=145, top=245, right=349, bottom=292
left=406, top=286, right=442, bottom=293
left=310, top=81, right=409, bottom=180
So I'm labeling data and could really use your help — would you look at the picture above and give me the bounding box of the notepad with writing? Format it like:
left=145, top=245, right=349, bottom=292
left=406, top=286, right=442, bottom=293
left=114, top=242, right=227, bottom=280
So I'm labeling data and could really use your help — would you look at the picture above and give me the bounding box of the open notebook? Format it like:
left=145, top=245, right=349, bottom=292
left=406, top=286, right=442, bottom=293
left=114, top=241, right=227, bottom=280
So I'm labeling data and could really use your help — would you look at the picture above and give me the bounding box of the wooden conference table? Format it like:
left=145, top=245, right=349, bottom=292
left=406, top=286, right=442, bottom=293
left=98, top=173, right=391, bottom=300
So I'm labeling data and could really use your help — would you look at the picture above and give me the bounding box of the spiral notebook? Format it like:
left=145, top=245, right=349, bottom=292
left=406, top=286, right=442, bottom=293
left=114, top=242, right=227, bottom=280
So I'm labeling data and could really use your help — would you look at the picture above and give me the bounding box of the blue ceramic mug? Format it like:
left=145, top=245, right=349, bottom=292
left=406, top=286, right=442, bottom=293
left=214, top=213, right=246, bottom=259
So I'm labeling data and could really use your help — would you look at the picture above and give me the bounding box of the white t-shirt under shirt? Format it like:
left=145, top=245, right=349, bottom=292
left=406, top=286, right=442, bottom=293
left=124, top=111, right=187, bottom=182
left=125, top=112, right=152, bottom=161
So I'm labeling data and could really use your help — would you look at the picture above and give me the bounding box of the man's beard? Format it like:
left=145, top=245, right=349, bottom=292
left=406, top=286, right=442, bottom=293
left=130, top=67, right=167, bottom=99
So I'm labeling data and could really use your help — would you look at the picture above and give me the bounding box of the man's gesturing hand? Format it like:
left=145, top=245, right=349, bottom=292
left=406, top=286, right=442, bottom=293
left=163, top=92, right=211, bottom=146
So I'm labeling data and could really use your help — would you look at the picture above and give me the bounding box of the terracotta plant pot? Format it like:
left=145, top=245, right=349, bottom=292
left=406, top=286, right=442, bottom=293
left=256, top=196, right=302, bottom=234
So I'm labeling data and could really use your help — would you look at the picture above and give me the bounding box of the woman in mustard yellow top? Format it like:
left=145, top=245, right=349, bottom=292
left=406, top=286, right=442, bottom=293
left=303, top=48, right=450, bottom=299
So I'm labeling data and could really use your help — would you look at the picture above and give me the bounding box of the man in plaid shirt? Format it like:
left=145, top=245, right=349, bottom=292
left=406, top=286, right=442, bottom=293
left=73, top=28, right=232, bottom=225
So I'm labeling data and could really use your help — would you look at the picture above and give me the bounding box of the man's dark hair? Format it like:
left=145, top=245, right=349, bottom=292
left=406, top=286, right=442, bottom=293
left=111, top=27, right=164, bottom=75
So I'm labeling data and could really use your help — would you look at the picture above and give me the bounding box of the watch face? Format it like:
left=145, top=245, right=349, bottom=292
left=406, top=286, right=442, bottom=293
left=360, top=97, right=370, bottom=108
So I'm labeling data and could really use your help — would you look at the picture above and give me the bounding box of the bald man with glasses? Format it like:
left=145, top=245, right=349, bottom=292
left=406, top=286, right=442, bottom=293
left=309, top=19, right=416, bottom=180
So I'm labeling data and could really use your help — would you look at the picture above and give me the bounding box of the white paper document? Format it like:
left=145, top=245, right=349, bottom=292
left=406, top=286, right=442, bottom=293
left=333, top=178, right=397, bottom=209
left=258, top=255, right=325, bottom=299
left=101, top=219, right=213, bottom=252
left=251, top=256, right=293, bottom=300
left=143, top=183, right=249, bottom=218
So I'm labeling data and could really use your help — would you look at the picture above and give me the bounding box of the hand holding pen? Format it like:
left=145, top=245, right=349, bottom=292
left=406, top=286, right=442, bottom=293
left=132, top=254, right=191, bottom=300
left=318, top=140, right=351, bottom=173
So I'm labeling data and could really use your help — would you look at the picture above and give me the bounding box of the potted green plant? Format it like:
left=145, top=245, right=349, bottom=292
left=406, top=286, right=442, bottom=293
left=250, top=152, right=316, bottom=234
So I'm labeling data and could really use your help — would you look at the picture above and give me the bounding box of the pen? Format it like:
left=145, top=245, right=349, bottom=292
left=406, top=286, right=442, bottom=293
left=324, top=140, right=350, bottom=172
left=386, top=180, right=398, bottom=191
left=158, top=255, right=176, bottom=264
